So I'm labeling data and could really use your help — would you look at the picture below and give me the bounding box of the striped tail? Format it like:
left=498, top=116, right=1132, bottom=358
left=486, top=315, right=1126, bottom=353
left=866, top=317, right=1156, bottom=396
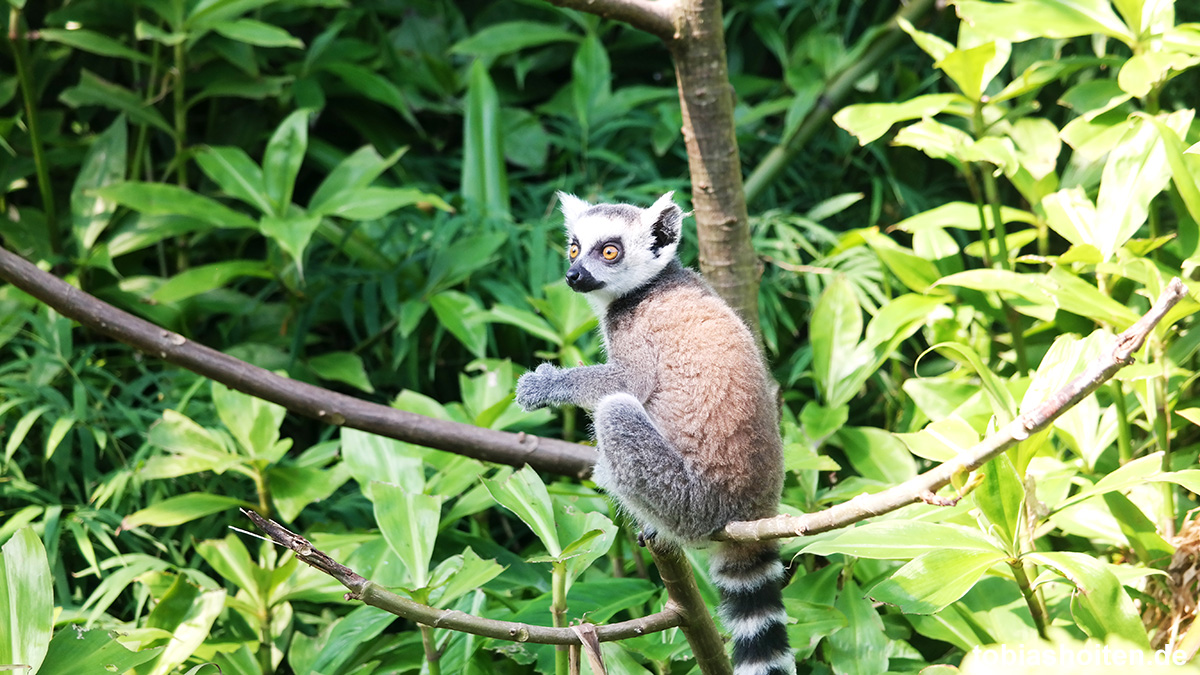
left=710, top=541, right=795, bottom=675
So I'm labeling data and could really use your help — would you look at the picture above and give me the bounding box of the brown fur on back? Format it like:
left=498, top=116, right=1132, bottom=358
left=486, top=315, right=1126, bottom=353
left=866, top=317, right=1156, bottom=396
left=603, top=265, right=783, bottom=525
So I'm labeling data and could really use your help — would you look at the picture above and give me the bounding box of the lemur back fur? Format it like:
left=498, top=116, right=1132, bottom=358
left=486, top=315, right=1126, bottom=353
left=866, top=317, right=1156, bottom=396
left=515, top=192, right=794, bottom=675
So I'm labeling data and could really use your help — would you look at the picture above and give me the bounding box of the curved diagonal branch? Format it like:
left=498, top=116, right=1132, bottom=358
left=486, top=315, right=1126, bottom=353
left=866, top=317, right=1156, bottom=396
left=242, top=509, right=683, bottom=644
left=0, top=245, right=598, bottom=478
left=543, top=0, right=677, bottom=40
left=720, top=277, right=1191, bottom=542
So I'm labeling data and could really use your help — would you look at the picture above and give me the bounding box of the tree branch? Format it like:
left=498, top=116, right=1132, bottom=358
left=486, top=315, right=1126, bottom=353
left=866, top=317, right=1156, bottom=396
left=719, top=277, right=1190, bottom=542
left=648, top=542, right=733, bottom=675
left=0, top=245, right=598, bottom=478
left=241, top=509, right=683, bottom=644
left=542, top=0, right=677, bottom=41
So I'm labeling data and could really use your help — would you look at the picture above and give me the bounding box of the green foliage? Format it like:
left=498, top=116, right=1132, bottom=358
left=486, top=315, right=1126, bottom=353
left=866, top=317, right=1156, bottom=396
left=3, top=0, right=1200, bottom=673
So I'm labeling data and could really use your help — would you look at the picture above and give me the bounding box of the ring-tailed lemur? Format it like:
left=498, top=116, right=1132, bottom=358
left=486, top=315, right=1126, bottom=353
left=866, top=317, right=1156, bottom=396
left=516, top=192, right=794, bottom=675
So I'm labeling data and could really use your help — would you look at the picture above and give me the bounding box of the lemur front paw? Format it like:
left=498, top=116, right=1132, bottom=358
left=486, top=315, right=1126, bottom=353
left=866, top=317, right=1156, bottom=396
left=515, top=363, right=561, bottom=411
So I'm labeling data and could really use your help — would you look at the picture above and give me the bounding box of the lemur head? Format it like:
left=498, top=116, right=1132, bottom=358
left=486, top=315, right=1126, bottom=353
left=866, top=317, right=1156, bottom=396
left=556, top=191, right=683, bottom=310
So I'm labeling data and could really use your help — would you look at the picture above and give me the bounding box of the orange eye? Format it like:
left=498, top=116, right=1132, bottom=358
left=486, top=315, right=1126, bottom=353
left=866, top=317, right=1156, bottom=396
left=568, top=243, right=579, bottom=259
left=602, top=244, right=620, bottom=261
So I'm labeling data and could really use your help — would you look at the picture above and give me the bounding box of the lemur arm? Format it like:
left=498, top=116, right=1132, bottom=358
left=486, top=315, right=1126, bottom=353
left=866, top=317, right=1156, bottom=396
left=515, top=362, right=651, bottom=412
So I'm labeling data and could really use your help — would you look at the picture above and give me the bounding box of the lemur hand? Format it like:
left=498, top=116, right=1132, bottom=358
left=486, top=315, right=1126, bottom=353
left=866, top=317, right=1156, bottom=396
left=515, top=363, right=561, bottom=411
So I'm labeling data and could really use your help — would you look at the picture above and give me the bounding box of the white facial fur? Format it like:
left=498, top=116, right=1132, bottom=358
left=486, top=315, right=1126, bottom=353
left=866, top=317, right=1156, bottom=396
left=557, top=191, right=683, bottom=313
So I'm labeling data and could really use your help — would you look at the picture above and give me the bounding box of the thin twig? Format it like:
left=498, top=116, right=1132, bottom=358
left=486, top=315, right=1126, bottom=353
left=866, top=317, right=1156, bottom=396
left=241, top=509, right=684, bottom=644
left=720, top=278, right=1190, bottom=541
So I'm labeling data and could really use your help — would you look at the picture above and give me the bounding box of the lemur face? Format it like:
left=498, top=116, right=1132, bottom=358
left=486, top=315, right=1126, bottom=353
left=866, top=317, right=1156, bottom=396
left=557, top=192, right=682, bottom=308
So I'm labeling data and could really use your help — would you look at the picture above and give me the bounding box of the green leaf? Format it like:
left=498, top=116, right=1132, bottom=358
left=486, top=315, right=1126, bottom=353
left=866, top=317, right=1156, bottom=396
left=5, top=404, right=50, bottom=463
left=556, top=506, right=617, bottom=589
left=44, top=415, right=75, bottom=460
left=427, top=548, right=506, bottom=608
left=39, top=27, right=153, bottom=63
left=308, top=351, right=375, bottom=393
left=311, top=186, right=450, bottom=220
left=269, top=463, right=351, bottom=522
left=450, top=21, right=580, bottom=57
left=212, top=18, right=304, bottom=48
left=869, top=548, right=1006, bottom=614
left=122, top=493, right=249, bottom=529
left=1118, top=51, right=1199, bottom=98
left=483, top=466, right=561, bottom=557
left=833, top=93, right=962, bottom=145
left=94, top=182, right=258, bottom=230
left=195, top=535, right=262, bottom=606
left=71, top=116, right=128, bottom=252
left=373, top=482, right=443, bottom=589
left=486, top=305, right=562, bottom=346
left=37, top=628, right=162, bottom=675
left=430, top=291, right=489, bottom=358
left=308, top=145, right=407, bottom=212
left=143, top=574, right=226, bottom=675
left=340, top=428, right=425, bottom=496
left=1094, top=115, right=1176, bottom=260
left=826, top=578, right=888, bottom=674
left=59, top=70, right=173, bottom=134
left=150, top=260, right=273, bottom=304
left=838, top=426, right=916, bottom=483
left=893, top=201, right=1037, bottom=234
left=1027, top=551, right=1150, bottom=648
left=462, top=61, right=508, bottom=217
left=0, top=528, right=52, bottom=674
left=108, top=214, right=217, bottom=257
left=895, top=417, right=980, bottom=462
left=262, top=109, right=311, bottom=214
left=212, top=381, right=289, bottom=462
left=810, top=275, right=866, bottom=408
left=953, top=0, right=1133, bottom=45
left=143, top=409, right=241, bottom=479
left=975, top=453, right=1024, bottom=553
left=319, top=63, right=419, bottom=129
left=803, top=521, right=1005, bottom=559
left=861, top=229, right=941, bottom=293
left=259, top=213, right=323, bottom=270
left=928, top=341, right=1017, bottom=423
left=1137, top=112, right=1200, bottom=225
left=572, top=33, right=612, bottom=136
left=308, top=606, right=397, bottom=675
left=1102, top=492, right=1173, bottom=567
left=194, top=146, right=272, bottom=215
left=937, top=41, right=1010, bottom=102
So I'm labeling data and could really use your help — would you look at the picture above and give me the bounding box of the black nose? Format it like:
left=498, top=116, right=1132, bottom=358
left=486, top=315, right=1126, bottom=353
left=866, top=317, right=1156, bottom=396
left=566, top=268, right=581, bottom=284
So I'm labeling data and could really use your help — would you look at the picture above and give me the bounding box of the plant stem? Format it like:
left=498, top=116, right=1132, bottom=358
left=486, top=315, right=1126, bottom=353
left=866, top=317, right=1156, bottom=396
left=551, top=561, right=569, bottom=675
left=8, top=8, right=61, bottom=255
left=173, top=40, right=188, bottom=186
left=1153, top=339, right=1175, bottom=537
left=1111, top=381, right=1133, bottom=464
left=258, top=601, right=274, bottom=675
left=1010, top=559, right=1049, bottom=639
left=420, top=625, right=442, bottom=675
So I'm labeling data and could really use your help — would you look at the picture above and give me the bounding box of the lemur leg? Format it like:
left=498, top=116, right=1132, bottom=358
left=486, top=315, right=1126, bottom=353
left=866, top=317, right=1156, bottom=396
left=591, top=393, right=715, bottom=542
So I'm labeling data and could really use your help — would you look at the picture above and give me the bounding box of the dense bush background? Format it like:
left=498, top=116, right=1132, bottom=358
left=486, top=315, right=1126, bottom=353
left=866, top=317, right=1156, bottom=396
left=3, top=0, right=1200, bottom=673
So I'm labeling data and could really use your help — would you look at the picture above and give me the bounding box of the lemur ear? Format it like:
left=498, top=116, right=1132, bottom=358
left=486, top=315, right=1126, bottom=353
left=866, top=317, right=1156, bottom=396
left=557, top=192, right=590, bottom=223
left=643, top=191, right=682, bottom=255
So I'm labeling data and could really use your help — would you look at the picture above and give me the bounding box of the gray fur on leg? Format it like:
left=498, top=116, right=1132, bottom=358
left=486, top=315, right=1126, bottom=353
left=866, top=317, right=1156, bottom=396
left=591, top=393, right=725, bottom=543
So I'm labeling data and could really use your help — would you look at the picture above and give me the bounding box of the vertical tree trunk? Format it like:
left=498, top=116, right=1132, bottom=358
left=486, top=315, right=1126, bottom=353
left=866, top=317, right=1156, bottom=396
left=668, top=0, right=761, bottom=336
